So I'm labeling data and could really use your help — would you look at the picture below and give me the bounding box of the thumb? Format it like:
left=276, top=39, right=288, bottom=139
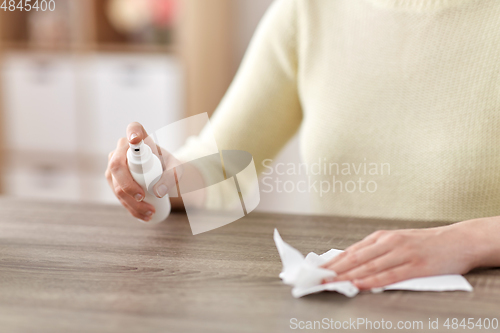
left=153, top=153, right=184, bottom=198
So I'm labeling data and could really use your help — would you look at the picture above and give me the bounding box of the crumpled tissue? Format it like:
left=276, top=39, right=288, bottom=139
left=274, top=229, right=473, bottom=298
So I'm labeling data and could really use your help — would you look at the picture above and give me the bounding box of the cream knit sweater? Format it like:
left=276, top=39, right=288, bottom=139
left=178, top=0, right=500, bottom=222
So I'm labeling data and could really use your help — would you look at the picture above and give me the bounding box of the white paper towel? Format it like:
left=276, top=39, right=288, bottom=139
left=274, top=229, right=473, bottom=298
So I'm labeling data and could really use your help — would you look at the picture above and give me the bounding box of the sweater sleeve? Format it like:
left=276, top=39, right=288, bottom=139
left=175, top=0, right=302, bottom=209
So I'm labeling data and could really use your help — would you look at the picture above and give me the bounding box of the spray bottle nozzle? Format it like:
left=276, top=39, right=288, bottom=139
left=129, top=140, right=145, bottom=156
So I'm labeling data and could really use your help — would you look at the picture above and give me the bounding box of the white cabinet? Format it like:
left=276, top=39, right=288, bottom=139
left=2, top=153, right=81, bottom=202
left=2, top=53, right=80, bottom=201
left=2, top=53, right=79, bottom=153
left=1, top=52, right=184, bottom=204
left=81, top=54, right=184, bottom=156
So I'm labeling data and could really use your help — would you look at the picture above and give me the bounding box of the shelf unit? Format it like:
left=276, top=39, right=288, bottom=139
left=0, top=0, right=235, bottom=198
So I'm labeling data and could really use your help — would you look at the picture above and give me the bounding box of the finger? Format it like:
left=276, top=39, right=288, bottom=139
left=343, top=229, right=392, bottom=253
left=334, top=250, right=409, bottom=282
left=126, top=122, right=149, bottom=144
left=119, top=197, right=153, bottom=222
left=105, top=151, right=115, bottom=185
left=321, top=230, right=390, bottom=269
left=321, top=236, right=377, bottom=269
left=113, top=177, right=155, bottom=221
left=105, top=167, right=113, bottom=189
left=326, top=241, right=391, bottom=274
left=152, top=149, right=183, bottom=198
left=152, top=168, right=177, bottom=198
left=126, top=122, right=162, bottom=162
left=353, top=263, right=415, bottom=290
left=109, top=137, right=145, bottom=202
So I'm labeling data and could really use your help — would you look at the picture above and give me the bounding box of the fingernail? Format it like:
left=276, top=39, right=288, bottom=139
left=130, top=133, right=138, bottom=141
left=135, top=193, right=143, bottom=202
left=323, top=277, right=335, bottom=284
left=353, top=279, right=363, bottom=287
left=145, top=210, right=153, bottom=216
left=156, top=184, right=168, bottom=198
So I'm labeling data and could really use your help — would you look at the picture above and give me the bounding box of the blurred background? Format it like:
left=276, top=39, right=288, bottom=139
left=0, top=0, right=309, bottom=214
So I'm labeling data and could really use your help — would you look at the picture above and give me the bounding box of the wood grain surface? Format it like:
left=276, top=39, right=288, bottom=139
left=0, top=198, right=498, bottom=333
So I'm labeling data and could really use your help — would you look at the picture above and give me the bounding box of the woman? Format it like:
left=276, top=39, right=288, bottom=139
left=106, top=0, right=500, bottom=289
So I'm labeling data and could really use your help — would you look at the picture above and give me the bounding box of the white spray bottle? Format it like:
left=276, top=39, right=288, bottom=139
left=127, top=140, right=171, bottom=224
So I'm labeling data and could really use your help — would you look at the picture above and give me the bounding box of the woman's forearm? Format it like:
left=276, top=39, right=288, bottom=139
left=321, top=214, right=500, bottom=289
left=452, top=217, right=500, bottom=269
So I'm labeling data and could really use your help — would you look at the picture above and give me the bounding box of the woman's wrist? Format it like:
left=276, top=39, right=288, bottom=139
left=448, top=217, right=500, bottom=270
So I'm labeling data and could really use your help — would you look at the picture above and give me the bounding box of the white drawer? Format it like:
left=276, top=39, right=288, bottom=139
left=3, top=163, right=80, bottom=202
left=2, top=52, right=78, bottom=154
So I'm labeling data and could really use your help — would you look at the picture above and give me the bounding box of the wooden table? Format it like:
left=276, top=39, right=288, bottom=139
left=0, top=198, right=499, bottom=333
